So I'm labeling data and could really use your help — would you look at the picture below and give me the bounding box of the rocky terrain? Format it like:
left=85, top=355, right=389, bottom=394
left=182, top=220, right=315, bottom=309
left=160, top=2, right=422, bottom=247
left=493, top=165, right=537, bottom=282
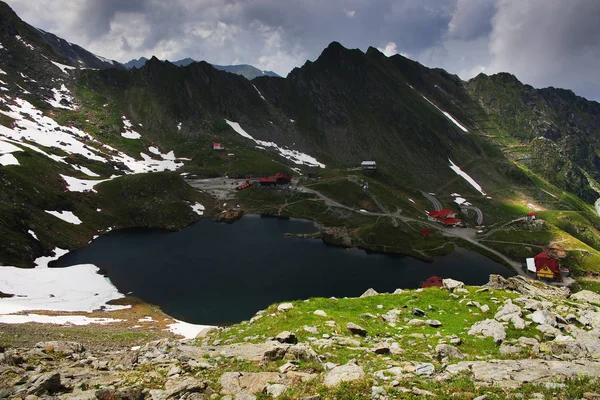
left=2, top=275, right=600, bottom=399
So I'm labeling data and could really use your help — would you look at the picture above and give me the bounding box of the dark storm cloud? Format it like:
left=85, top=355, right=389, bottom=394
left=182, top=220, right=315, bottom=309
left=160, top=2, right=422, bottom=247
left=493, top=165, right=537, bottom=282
left=4, top=0, right=600, bottom=100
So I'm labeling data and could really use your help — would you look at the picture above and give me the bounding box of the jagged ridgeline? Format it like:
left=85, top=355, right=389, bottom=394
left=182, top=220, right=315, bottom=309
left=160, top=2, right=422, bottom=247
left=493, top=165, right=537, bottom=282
left=2, top=0, right=600, bottom=275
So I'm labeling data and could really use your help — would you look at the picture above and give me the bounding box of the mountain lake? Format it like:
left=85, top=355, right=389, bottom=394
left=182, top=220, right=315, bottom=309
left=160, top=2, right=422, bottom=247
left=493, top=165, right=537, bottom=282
left=53, top=214, right=515, bottom=325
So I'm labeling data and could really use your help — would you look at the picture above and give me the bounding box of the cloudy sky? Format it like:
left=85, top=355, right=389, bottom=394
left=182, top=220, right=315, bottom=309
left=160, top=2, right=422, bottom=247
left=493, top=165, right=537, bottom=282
left=7, top=0, right=600, bottom=100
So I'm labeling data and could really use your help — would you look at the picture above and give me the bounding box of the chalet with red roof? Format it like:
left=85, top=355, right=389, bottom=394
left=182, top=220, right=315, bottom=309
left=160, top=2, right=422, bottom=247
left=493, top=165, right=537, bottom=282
left=213, top=142, right=223, bottom=150
left=427, top=209, right=463, bottom=227
left=526, top=251, right=562, bottom=280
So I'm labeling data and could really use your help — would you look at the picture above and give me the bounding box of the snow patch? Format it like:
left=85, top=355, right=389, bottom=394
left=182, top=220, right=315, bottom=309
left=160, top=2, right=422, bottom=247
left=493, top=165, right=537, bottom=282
left=138, top=316, right=154, bottom=322
left=28, top=230, right=39, bottom=241
left=45, top=210, right=82, bottom=225
left=50, top=61, right=76, bottom=74
left=252, top=84, right=266, bottom=101
left=407, top=84, right=469, bottom=132
left=60, top=174, right=109, bottom=193
left=34, top=248, right=68, bottom=268
left=225, top=119, right=325, bottom=168
left=15, top=35, right=34, bottom=50
left=71, top=165, right=100, bottom=177
left=190, top=202, right=205, bottom=216
left=448, top=159, right=486, bottom=195
left=93, top=53, right=114, bottom=65
left=0, top=263, right=128, bottom=315
left=121, top=116, right=141, bottom=139
left=454, top=197, right=471, bottom=206
left=0, top=314, right=122, bottom=325
left=46, top=84, right=77, bottom=110
left=408, top=198, right=415, bottom=204
left=177, top=122, right=182, bottom=131
left=166, top=319, right=214, bottom=339
left=0, top=69, right=7, bottom=75
left=0, top=153, right=18, bottom=166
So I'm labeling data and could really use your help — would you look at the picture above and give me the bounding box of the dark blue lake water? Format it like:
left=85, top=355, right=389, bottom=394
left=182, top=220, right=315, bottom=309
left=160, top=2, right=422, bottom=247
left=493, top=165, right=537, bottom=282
left=54, top=215, right=514, bottom=325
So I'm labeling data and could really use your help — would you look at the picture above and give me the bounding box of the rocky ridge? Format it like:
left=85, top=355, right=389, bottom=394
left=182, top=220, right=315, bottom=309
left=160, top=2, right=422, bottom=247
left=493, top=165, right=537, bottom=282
left=2, top=275, right=600, bottom=399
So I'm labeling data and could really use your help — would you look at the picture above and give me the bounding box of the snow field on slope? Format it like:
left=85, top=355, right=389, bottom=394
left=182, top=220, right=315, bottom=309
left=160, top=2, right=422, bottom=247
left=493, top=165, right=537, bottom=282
left=0, top=264, right=128, bottom=315
left=224, top=119, right=325, bottom=168
left=0, top=97, right=184, bottom=174
left=0, top=314, right=122, bottom=326
left=448, top=159, right=486, bottom=195
left=121, top=116, right=141, bottom=139
left=44, top=210, right=82, bottom=225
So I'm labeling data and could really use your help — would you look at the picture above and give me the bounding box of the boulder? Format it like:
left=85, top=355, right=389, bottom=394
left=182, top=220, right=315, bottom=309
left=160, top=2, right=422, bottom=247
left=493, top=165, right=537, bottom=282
left=407, top=319, right=425, bottom=326
left=360, top=288, right=379, bottom=298
left=570, top=290, right=600, bottom=306
left=510, top=315, right=526, bottom=330
left=413, top=362, right=435, bottom=376
left=275, top=331, right=298, bottom=344
left=346, top=322, right=367, bottom=336
left=536, top=324, right=561, bottom=340
left=468, top=319, right=506, bottom=343
left=530, top=310, right=558, bottom=327
left=443, top=279, right=465, bottom=292
left=35, top=341, right=84, bottom=356
left=313, top=310, right=327, bottom=317
left=426, top=319, right=442, bottom=327
left=412, top=308, right=426, bottom=317
left=436, top=344, right=464, bottom=360
left=265, top=383, right=288, bottom=398
left=277, top=303, right=294, bottom=312
left=324, top=362, right=365, bottom=387
left=486, top=275, right=570, bottom=298
left=480, top=304, right=490, bottom=313
left=373, top=343, right=390, bottom=354
left=494, top=300, right=522, bottom=322
left=28, top=372, right=62, bottom=395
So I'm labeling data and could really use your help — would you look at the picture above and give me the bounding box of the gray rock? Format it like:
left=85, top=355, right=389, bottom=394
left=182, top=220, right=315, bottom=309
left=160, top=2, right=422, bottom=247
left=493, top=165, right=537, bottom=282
left=426, top=319, right=442, bottom=327
left=95, top=386, right=145, bottom=400
left=27, top=372, right=61, bottom=395
left=412, top=308, right=426, bottom=317
left=499, top=345, right=522, bottom=355
left=413, top=362, right=435, bottom=376
left=35, top=341, right=84, bottom=356
left=167, top=366, right=181, bottom=377
left=536, top=324, right=561, bottom=340
left=393, top=289, right=405, bottom=294
left=373, top=343, right=390, bottom=354
left=360, top=288, right=379, bottom=298
left=570, top=290, right=600, bottom=306
left=371, top=386, right=387, bottom=399
left=530, top=310, right=558, bottom=327
left=277, top=303, right=294, bottom=311
left=436, top=344, right=464, bottom=360
left=299, top=396, right=322, bottom=400
left=304, top=326, right=318, bottom=334
left=279, top=362, right=296, bottom=373
left=313, top=310, right=327, bottom=317
left=450, top=335, right=462, bottom=345
left=324, top=362, right=365, bottom=387
left=407, top=319, right=426, bottom=326
left=511, top=315, right=526, bottom=330
left=468, top=319, right=506, bottom=343
left=442, top=278, right=465, bottom=292
left=346, top=322, right=367, bottom=336
left=360, top=313, right=376, bottom=319
left=486, top=275, right=570, bottom=298
left=480, top=304, right=490, bottom=313
left=265, top=383, right=288, bottom=398
left=275, top=331, right=298, bottom=344
left=494, top=300, right=522, bottom=322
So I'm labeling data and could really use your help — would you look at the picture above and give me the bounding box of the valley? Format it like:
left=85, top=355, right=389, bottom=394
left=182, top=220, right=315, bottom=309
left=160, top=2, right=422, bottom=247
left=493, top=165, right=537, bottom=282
left=1, top=1, right=600, bottom=398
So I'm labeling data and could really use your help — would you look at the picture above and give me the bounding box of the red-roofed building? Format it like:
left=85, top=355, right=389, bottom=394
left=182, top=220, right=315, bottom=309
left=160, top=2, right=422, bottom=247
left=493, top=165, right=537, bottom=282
left=275, top=173, right=292, bottom=184
left=420, top=229, right=432, bottom=237
left=213, top=142, right=223, bottom=150
left=527, top=212, right=536, bottom=221
left=428, top=209, right=462, bottom=227
left=533, top=251, right=561, bottom=280
left=258, top=177, right=278, bottom=186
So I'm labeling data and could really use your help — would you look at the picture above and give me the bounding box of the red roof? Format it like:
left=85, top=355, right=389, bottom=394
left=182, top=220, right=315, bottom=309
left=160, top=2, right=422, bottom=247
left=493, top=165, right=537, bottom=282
left=422, top=276, right=443, bottom=288
left=420, top=229, right=432, bottom=236
left=213, top=142, right=221, bottom=146
left=428, top=209, right=456, bottom=218
left=528, top=212, right=536, bottom=216
left=440, top=218, right=461, bottom=225
left=534, top=252, right=560, bottom=273
left=275, top=173, right=292, bottom=180
left=259, top=177, right=277, bottom=183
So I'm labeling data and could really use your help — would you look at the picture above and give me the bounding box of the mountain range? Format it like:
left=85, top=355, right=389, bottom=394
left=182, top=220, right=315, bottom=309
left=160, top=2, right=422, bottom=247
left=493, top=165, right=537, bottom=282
left=124, top=56, right=281, bottom=80
left=1, top=0, right=600, bottom=281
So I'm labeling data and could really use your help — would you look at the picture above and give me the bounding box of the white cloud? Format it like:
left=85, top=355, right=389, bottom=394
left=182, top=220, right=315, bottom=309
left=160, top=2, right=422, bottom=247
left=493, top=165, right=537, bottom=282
left=345, top=9, right=356, bottom=18
left=378, top=41, right=398, bottom=57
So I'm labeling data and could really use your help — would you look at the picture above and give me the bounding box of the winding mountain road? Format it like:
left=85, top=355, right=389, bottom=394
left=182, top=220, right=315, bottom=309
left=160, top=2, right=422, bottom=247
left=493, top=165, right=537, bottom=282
left=422, top=192, right=442, bottom=211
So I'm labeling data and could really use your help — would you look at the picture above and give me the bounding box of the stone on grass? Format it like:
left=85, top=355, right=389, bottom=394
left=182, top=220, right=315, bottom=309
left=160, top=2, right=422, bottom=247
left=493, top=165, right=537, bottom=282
left=360, top=288, right=379, bottom=298
left=324, top=362, right=364, bottom=387
left=413, top=362, right=435, bottom=376
left=536, top=324, right=561, bottom=340
left=407, top=319, right=425, bottom=326
left=468, top=319, right=506, bottom=343
left=530, top=310, right=557, bottom=327
left=494, top=300, right=522, bottom=322
left=436, top=344, right=464, bottom=360
left=570, top=290, right=600, bottom=306
left=313, top=310, right=327, bottom=317
left=480, top=304, right=490, bottom=313
left=28, top=372, right=62, bottom=395
left=426, top=319, right=442, bottom=327
left=275, top=331, right=298, bottom=344
left=346, top=322, right=367, bottom=336
left=412, top=308, right=426, bottom=317
left=265, top=383, right=288, bottom=398
left=277, top=303, right=294, bottom=312
left=373, top=343, right=390, bottom=354
left=511, top=315, right=526, bottom=330
left=443, top=278, right=465, bottom=292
